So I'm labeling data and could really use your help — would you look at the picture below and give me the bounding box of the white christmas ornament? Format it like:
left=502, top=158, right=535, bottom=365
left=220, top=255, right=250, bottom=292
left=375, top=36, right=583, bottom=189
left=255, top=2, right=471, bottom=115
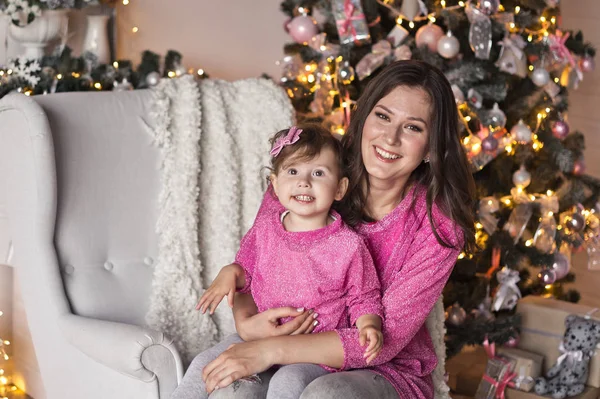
left=512, top=165, right=531, bottom=188
left=488, top=103, right=507, bottom=129
left=531, top=67, right=551, bottom=87
left=437, top=31, right=460, bottom=59
left=510, top=119, right=532, bottom=143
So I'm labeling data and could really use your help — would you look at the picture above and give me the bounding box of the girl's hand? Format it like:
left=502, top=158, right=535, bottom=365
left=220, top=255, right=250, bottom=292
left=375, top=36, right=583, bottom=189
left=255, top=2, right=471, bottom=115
left=202, top=340, right=276, bottom=394
left=196, top=265, right=243, bottom=314
left=236, top=307, right=318, bottom=341
left=359, top=326, right=384, bottom=364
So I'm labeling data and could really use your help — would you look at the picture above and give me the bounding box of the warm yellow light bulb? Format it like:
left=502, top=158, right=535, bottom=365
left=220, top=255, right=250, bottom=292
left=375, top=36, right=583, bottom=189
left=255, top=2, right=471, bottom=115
left=545, top=107, right=551, bottom=113
left=529, top=65, right=535, bottom=71
left=113, top=61, right=119, bottom=68
left=397, top=17, right=403, bottom=25
left=515, top=6, right=521, bottom=13
left=123, top=0, right=129, bottom=4
left=409, top=21, right=415, bottom=29
left=551, top=16, right=556, bottom=24
left=525, top=239, right=533, bottom=247
left=547, top=190, right=553, bottom=196
left=132, top=26, right=139, bottom=33
left=56, top=74, right=63, bottom=80
left=475, top=222, right=483, bottom=229
left=94, top=82, right=102, bottom=89
left=510, top=22, right=515, bottom=29
left=540, top=16, right=546, bottom=22
left=504, top=199, right=511, bottom=205
left=2, top=341, right=8, bottom=346
left=429, top=16, right=436, bottom=23
left=505, top=145, right=513, bottom=153
left=441, top=0, right=446, bottom=7
left=528, top=35, right=533, bottom=42
left=465, top=116, right=472, bottom=122
left=458, top=252, right=465, bottom=259
left=459, top=1, right=465, bottom=6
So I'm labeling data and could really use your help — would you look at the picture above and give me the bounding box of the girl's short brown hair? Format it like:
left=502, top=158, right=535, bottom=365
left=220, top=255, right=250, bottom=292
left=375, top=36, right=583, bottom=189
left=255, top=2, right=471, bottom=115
left=269, top=123, right=345, bottom=178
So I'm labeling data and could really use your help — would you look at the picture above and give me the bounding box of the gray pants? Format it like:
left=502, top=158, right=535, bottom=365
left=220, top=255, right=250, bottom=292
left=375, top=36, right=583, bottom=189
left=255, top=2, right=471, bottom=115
left=171, top=334, right=329, bottom=399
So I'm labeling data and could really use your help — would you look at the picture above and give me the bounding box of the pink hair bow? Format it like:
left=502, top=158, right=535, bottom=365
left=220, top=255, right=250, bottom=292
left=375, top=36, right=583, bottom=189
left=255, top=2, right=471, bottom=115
left=270, top=126, right=303, bottom=157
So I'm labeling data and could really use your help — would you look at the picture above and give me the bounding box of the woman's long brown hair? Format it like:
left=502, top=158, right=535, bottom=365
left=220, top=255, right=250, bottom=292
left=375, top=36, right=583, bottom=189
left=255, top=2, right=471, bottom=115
left=339, top=60, right=476, bottom=252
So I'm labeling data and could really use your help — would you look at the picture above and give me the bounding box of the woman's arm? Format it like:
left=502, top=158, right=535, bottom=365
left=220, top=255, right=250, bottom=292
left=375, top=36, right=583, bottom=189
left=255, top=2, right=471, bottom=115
left=233, top=292, right=320, bottom=341
left=202, top=332, right=344, bottom=393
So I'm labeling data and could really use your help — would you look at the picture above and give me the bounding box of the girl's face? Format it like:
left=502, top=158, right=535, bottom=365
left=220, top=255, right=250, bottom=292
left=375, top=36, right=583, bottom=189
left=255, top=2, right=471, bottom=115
left=271, top=147, right=348, bottom=221
left=361, top=86, right=431, bottom=188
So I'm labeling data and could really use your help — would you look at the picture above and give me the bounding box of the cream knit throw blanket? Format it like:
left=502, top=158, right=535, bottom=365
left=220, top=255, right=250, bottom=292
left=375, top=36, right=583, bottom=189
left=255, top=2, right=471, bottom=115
left=145, top=75, right=451, bottom=398
left=146, top=75, right=294, bottom=364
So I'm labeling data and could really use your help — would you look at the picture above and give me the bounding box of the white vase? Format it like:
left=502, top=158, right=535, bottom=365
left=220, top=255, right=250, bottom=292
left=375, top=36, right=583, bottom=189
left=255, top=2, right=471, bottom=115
left=82, top=14, right=110, bottom=64
left=8, top=10, right=69, bottom=60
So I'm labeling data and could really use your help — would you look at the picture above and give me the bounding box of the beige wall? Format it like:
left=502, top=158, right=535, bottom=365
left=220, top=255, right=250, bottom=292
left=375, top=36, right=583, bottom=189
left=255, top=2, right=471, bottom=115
left=114, top=0, right=289, bottom=81
left=561, top=0, right=600, bottom=308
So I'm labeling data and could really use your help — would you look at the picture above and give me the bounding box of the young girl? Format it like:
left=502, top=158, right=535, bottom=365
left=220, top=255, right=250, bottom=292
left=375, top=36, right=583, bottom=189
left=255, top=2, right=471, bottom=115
left=174, top=124, right=384, bottom=399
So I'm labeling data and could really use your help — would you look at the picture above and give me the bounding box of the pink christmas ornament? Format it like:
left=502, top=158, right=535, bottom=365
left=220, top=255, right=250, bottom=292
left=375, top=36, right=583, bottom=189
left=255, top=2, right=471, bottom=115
left=415, top=24, right=444, bottom=53
left=580, top=56, right=595, bottom=73
left=482, top=134, right=499, bottom=153
left=551, top=120, right=570, bottom=139
left=538, top=268, right=557, bottom=284
left=504, top=334, right=520, bottom=348
left=288, top=15, right=318, bottom=44
left=551, top=253, right=570, bottom=280
left=573, top=158, right=586, bottom=175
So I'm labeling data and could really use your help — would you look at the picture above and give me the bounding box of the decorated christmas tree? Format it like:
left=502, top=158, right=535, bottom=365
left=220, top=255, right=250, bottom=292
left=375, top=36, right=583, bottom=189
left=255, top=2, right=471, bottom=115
left=276, top=0, right=598, bottom=357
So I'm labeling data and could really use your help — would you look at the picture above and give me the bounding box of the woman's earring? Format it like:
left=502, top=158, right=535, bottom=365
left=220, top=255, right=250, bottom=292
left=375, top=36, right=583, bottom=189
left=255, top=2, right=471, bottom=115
left=424, top=157, right=430, bottom=163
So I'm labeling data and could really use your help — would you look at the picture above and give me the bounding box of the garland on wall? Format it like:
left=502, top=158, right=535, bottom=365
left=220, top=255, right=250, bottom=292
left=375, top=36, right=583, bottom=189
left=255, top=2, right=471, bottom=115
left=0, top=47, right=210, bottom=99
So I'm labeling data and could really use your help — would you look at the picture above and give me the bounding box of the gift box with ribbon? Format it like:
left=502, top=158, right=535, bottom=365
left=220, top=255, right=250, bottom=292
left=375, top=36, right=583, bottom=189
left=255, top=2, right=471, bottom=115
left=504, top=386, right=600, bottom=399
left=332, top=0, right=370, bottom=46
left=516, top=296, right=600, bottom=388
left=474, top=338, right=518, bottom=399
left=496, top=347, right=543, bottom=392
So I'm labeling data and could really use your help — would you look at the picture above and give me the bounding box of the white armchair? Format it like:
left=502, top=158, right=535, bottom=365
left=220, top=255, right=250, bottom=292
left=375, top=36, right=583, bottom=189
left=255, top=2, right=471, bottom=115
left=0, top=90, right=183, bottom=399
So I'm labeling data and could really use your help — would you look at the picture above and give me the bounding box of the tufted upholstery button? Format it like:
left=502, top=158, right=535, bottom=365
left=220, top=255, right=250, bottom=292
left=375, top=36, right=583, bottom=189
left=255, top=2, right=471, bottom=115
left=63, top=264, right=75, bottom=275
left=104, top=262, right=114, bottom=271
left=144, top=257, right=154, bottom=266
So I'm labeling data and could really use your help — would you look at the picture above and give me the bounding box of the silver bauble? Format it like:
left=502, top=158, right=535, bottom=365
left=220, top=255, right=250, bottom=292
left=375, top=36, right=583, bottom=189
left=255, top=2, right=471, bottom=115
left=512, top=165, right=531, bottom=188
left=445, top=303, right=467, bottom=326
left=566, top=213, right=585, bottom=232
left=531, top=67, right=550, bottom=87
left=437, top=31, right=460, bottom=59
left=510, top=119, right=532, bottom=143
left=146, top=71, right=161, bottom=87
left=538, top=268, right=557, bottom=284
left=488, top=103, right=507, bottom=129
left=338, top=61, right=355, bottom=85
left=551, top=253, right=570, bottom=280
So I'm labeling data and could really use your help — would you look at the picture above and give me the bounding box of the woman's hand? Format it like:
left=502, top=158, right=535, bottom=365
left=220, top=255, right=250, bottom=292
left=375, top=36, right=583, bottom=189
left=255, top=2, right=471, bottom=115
left=202, top=339, right=277, bottom=394
left=236, top=306, right=319, bottom=341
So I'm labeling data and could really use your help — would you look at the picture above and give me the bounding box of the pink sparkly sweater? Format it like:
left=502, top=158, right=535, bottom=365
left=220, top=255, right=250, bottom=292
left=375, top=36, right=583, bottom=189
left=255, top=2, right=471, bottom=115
left=252, top=184, right=462, bottom=398
left=235, top=209, right=384, bottom=334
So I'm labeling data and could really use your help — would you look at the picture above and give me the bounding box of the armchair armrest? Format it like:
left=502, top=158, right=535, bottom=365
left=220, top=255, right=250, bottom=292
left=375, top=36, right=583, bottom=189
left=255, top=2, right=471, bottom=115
left=59, top=313, right=183, bottom=397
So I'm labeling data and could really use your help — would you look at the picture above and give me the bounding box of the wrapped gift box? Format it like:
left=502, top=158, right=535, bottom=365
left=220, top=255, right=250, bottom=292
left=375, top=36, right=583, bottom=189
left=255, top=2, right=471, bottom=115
left=496, top=347, right=543, bottom=392
left=504, top=385, right=600, bottom=399
left=474, top=356, right=516, bottom=399
left=516, top=296, right=600, bottom=388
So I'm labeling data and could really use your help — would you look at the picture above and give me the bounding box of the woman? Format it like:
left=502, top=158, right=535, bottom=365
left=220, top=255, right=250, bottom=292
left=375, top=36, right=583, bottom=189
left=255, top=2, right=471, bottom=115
left=200, top=59, right=475, bottom=398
